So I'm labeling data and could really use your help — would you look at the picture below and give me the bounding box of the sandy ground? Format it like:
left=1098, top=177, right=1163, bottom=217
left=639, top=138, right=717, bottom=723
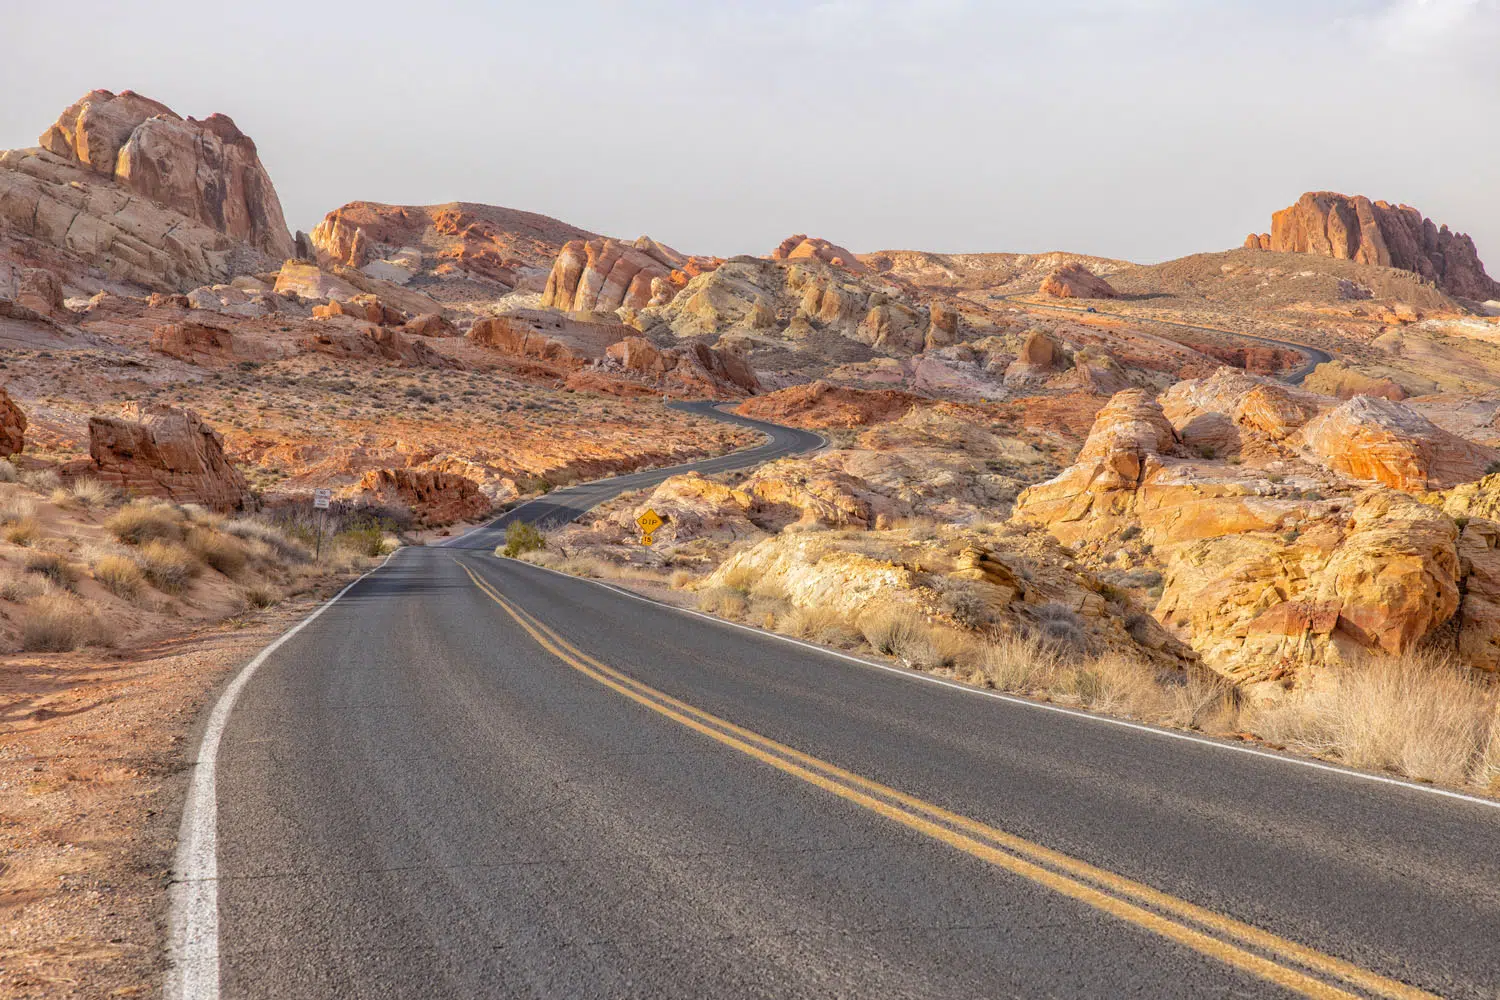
left=0, top=578, right=357, bottom=999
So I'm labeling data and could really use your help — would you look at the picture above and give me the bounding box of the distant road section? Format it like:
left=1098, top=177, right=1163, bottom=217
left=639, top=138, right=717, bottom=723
left=999, top=294, right=1333, bottom=384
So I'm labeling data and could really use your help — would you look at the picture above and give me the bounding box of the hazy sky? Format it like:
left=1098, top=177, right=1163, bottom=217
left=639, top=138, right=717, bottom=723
left=4, top=1, right=1497, bottom=265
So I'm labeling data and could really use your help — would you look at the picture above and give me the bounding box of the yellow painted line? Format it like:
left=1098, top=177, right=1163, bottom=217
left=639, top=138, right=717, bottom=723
left=456, top=559, right=1440, bottom=1000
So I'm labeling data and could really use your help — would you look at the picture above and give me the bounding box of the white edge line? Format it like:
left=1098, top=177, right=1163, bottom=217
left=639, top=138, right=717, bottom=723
left=165, top=547, right=405, bottom=1000
left=484, top=554, right=1500, bottom=814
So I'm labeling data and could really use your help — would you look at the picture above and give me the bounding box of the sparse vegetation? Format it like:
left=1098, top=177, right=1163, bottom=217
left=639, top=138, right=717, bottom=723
left=92, top=553, right=146, bottom=599
left=134, top=539, right=201, bottom=593
left=502, top=521, right=546, bottom=558
left=106, top=501, right=185, bottom=544
left=25, top=550, right=81, bottom=589
left=20, top=594, right=103, bottom=652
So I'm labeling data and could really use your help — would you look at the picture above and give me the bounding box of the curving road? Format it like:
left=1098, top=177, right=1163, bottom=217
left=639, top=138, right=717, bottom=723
left=446, top=401, right=824, bottom=542
left=169, top=405, right=1500, bottom=1000
left=997, top=294, right=1334, bottom=384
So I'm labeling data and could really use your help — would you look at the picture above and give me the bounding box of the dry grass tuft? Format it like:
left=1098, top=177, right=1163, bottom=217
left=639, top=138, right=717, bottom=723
left=93, top=553, right=146, bottom=599
left=68, top=477, right=116, bottom=508
left=777, top=605, right=863, bottom=648
left=134, top=539, right=202, bottom=594
left=0, top=567, right=53, bottom=603
left=4, top=517, right=40, bottom=546
left=187, top=528, right=249, bottom=578
left=1249, top=650, right=1497, bottom=787
left=25, top=550, right=81, bottom=589
left=107, top=502, right=185, bottom=545
left=698, top=586, right=749, bottom=620
left=0, top=492, right=37, bottom=524
left=20, top=594, right=103, bottom=652
left=244, top=585, right=281, bottom=609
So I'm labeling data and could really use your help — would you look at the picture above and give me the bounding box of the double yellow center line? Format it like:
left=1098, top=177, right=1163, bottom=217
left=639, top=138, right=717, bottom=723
left=456, top=558, right=1438, bottom=1000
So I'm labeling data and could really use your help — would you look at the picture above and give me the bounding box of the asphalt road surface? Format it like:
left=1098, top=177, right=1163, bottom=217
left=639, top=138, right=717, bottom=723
left=183, top=405, right=1500, bottom=999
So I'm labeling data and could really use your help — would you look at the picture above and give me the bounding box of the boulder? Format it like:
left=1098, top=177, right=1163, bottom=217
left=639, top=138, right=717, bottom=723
left=0, top=387, right=26, bottom=457
left=1292, top=395, right=1497, bottom=492
left=148, top=321, right=291, bottom=365
left=312, top=294, right=406, bottom=325
left=924, top=301, right=960, bottom=351
left=15, top=268, right=65, bottom=317
left=1039, top=263, right=1119, bottom=299
left=603, top=336, right=761, bottom=397
left=301, top=324, right=458, bottom=368
left=736, top=381, right=922, bottom=428
left=87, top=403, right=250, bottom=511
left=1247, top=191, right=1500, bottom=301
left=1005, top=331, right=1064, bottom=384
left=404, top=313, right=458, bottom=338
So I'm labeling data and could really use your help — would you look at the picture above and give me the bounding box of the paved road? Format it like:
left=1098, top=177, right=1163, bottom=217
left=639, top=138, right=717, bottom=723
left=186, top=405, right=1500, bottom=999
left=997, top=295, right=1334, bottom=384
left=445, top=401, right=825, bottom=542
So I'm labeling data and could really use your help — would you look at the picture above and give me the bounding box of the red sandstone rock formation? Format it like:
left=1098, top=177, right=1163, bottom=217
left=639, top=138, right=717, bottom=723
left=87, top=402, right=250, bottom=511
left=403, top=314, right=458, bottom=338
left=1039, top=262, right=1119, bottom=299
left=541, top=238, right=681, bottom=313
left=352, top=468, right=491, bottom=525
left=311, top=295, right=407, bottom=325
left=1245, top=192, right=1500, bottom=300
left=736, top=381, right=923, bottom=428
left=1292, top=395, right=1497, bottom=492
left=41, top=90, right=293, bottom=259
left=0, top=388, right=26, bottom=457
left=300, top=325, right=458, bottom=368
left=769, top=235, right=868, bottom=273
left=148, top=321, right=290, bottom=365
left=603, top=336, right=760, bottom=397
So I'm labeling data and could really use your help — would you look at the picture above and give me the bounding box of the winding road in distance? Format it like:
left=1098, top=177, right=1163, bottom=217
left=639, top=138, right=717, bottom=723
left=998, top=293, right=1334, bottom=384
left=170, top=401, right=1500, bottom=1000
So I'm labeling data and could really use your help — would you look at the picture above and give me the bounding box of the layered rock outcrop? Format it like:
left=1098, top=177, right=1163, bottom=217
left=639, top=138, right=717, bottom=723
left=540, top=237, right=719, bottom=314
left=2, top=90, right=293, bottom=289
left=351, top=468, right=491, bottom=526
left=1039, top=262, right=1119, bottom=299
left=310, top=201, right=598, bottom=291
left=41, top=89, right=293, bottom=259
left=1245, top=192, right=1500, bottom=300
left=603, top=337, right=760, bottom=397
left=768, top=235, right=867, bottom=273
left=87, top=403, right=250, bottom=511
left=1292, top=395, right=1496, bottom=492
left=735, top=381, right=922, bottom=428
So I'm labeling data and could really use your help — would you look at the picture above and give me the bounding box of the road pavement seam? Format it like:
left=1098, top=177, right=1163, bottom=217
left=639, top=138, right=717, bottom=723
left=501, top=556, right=1500, bottom=814
left=457, top=558, right=1436, bottom=1000
left=164, top=548, right=404, bottom=1000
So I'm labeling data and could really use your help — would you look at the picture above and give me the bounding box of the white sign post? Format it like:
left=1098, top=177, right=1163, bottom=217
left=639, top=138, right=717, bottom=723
left=313, top=489, right=333, bottom=560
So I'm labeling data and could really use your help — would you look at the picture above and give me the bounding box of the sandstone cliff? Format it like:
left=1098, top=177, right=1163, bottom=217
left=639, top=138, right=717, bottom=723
left=1, top=89, right=293, bottom=289
left=1245, top=192, right=1500, bottom=301
left=87, top=403, right=251, bottom=511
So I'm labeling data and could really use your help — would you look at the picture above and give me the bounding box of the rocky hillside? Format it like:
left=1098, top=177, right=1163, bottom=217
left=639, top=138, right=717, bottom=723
left=0, top=90, right=293, bottom=290
left=1245, top=191, right=1500, bottom=302
left=309, top=200, right=599, bottom=299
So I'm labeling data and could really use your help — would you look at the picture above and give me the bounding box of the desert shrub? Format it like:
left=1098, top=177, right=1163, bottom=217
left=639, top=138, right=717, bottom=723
left=669, top=569, right=695, bottom=590
left=3, top=517, right=40, bottom=546
left=220, top=518, right=311, bottom=563
left=187, top=527, right=249, bottom=577
left=334, top=517, right=390, bottom=557
left=715, top=560, right=759, bottom=594
left=1249, top=651, right=1496, bottom=787
left=243, top=585, right=281, bottom=609
left=0, top=459, right=15, bottom=483
left=135, top=539, right=201, bottom=594
left=19, top=468, right=61, bottom=492
left=936, top=577, right=998, bottom=628
left=858, top=605, right=933, bottom=662
left=778, top=605, right=862, bottom=648
left=67, top=477, right=116, bottom=508
left=0, top=492, right=37, bottom=524
left=0, top=568, right=51, bottom=602
left=25, top=550, right=80, bottom=589
left=21, top=594, right=102, bottom=652
left=1118, top=524, right=1142, bottom=542
left=977, top=634, right=1064, bottom=692
left=502, top=521, right=546, bottom=558
left=698, top=586, right=749, bottom=620
left=93, top=553, right=145, bottom=599
left=1034, top=602, right=1089, bottom=654
left=106, top=502, right=184, bottom=544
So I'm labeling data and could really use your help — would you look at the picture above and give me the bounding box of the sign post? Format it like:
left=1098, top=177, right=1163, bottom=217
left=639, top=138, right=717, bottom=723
left=635, top=508, right=663, bottom=547
left=313, top=488, right=332, bottom=561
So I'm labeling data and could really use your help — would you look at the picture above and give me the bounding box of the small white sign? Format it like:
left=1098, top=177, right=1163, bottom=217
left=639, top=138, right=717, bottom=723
left=313, top=488, right=333, bottom=510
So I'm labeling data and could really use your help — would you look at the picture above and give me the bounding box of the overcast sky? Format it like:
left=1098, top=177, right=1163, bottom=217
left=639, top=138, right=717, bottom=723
left=4, top=1, right=1496, bottom=265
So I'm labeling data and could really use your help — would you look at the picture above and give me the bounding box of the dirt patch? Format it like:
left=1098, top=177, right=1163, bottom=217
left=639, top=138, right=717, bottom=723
left=0, top=581, right=355, bottom=999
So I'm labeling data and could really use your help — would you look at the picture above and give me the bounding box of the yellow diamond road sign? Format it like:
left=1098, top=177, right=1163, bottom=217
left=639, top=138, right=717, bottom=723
left=636, top=509, right=664, bottom=534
